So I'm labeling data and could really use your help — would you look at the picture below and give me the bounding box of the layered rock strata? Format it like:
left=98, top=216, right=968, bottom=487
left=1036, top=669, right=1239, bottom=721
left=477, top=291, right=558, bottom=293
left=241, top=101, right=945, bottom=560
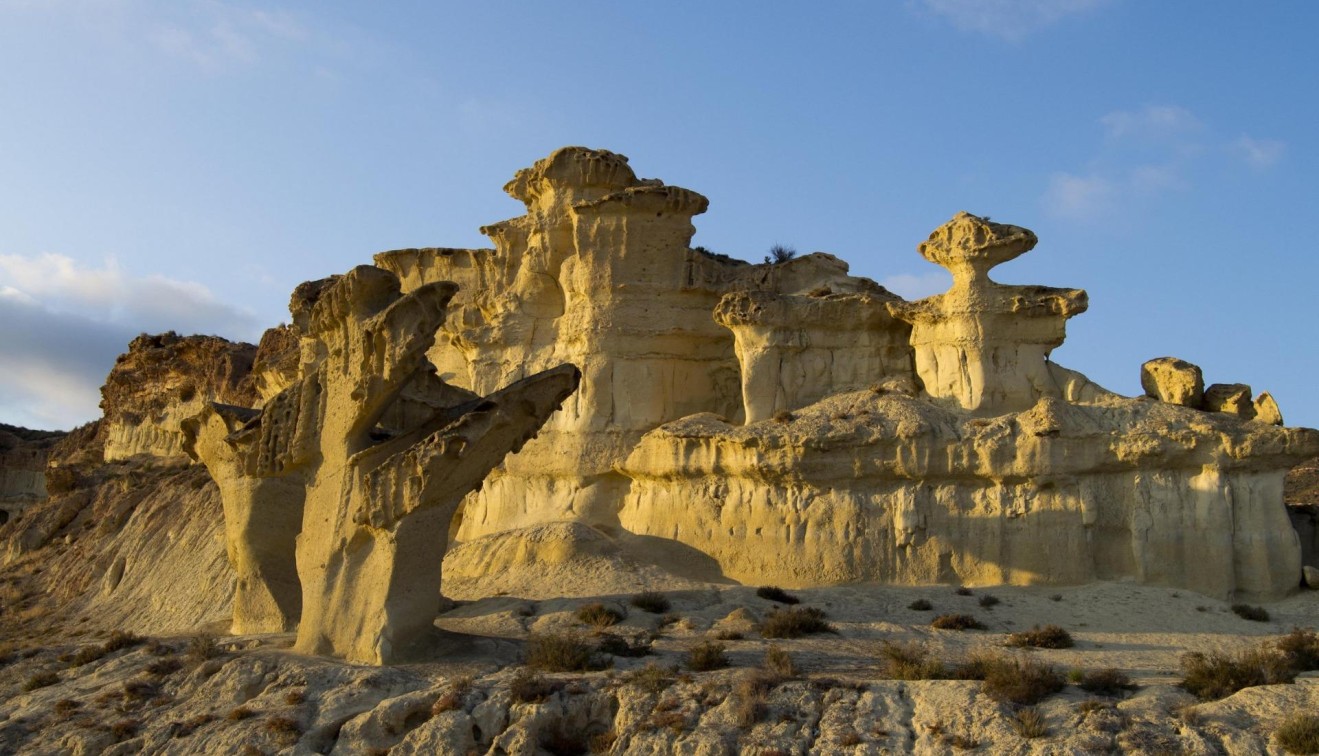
left=186, top=265, right=580, bottom=663
left=617, top=213, right=1318, bottom=599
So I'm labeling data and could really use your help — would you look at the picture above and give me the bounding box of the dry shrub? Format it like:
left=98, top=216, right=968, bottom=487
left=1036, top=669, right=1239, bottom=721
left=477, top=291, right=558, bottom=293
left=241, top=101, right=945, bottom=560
left=878, top=641, right=948, bottom=680
left=263, top=715, right=303, bottom=743
left=978, top=595, right=1000, bottom=608
left=962, top=652, right=1065, bottom=706
left=1180, top=647, right=1295, bottom=700
left=1011, top=706, right=1049, bottom=739
left=731, top=672, right=774, bottom=727
left=1006, top=624, right=1074, bottom=649
left=1275, top=712, right=1319, bottom=755
left=23, top=670, right=58, bottom=691
left=526, top=633, right=597, bottom=672
left=103, top=631, right=144, bottom=652
left=908, top=598, right=933, bottom=611
left=109, top=719, right=141, bottom=741
left=756, top=586, right=800, bottom=605
left=510, top=668, right=559, bottom=703
left=771, top=410, right=795, bottom=424
left=53, top=698, right=81, bottom=720
left=1278, top=627, right=1319, bottom=671
left=1076, top=667, right=1137, bottom=697
left=1231, top=604, right=1270, bottom=622
left=595, top=633, right=650, bottom=658
left=764, top=645, right=796, bottom=677
left=588, top=730, right=617, bottom=754
left=630, top=591, right=671, bottom=614
left=226, top=707, right=255, bottom=721
left=955, top=587, right=974, bottom=596
left=687, top=641, right=728, bottom=671
left=626, top=662, right=676, bottom=694
left=713, top=630, right=744, bottom=641
left=146, top=658, right=183, bottom=677
left=68, top=645, right=107, bottom=667
left=173, top=714, right=216, bottom=737
left=431, top=690, right=462, bottom=714
left=283, top=689, right=305, bottom=705
left=576, top=602, right=624, bottom=628
left=187, top=633, right=220, bottom=662
left=930, top=613, right=985, bottom=631
left=761, top=607, right=834, bottom=638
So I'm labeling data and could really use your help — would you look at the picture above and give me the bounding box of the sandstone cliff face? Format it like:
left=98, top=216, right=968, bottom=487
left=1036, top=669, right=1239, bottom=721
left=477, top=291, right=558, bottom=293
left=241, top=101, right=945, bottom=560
left=375, top=148, right=886, bottom=543
left=0, top=424, right=64, bottom=523
left=101, top=332, right=257, bottom=461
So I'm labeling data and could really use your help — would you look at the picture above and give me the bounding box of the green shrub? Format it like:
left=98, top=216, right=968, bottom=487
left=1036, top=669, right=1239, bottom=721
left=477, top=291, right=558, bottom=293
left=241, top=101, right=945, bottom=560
left=761, top=607, right=834, bottom=638
left=930, top=613, right=985, bottom=631
left=630, top=591, right=671, bottom=614
left=756, top=586, right=800, bottom=605
left=1275, top=712, right=1319, bottom=754
left=687, top=641, right=728, bottom=671
left=1006, top=624, right=1073, bottom=649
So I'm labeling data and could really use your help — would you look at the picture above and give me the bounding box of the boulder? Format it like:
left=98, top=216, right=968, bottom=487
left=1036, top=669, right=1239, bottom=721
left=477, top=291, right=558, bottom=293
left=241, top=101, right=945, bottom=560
left=1140, top=357, right=1204, bottom=408
left=1204, top=383, right=1256, bottom=419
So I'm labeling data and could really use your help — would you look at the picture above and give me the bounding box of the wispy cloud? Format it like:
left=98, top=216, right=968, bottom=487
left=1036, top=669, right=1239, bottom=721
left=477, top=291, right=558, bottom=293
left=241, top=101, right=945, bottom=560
left=1233, top=135, right=1286, bottom=170
left=1100, top=105, right=1202, bottom=141
left=918, top=0, right=1110, bottom=41
left=1042, top=173, right=1116, bottom=221
left=0, top=253, right=261, bottom=429
left=147, top=5, right=309, bottom=72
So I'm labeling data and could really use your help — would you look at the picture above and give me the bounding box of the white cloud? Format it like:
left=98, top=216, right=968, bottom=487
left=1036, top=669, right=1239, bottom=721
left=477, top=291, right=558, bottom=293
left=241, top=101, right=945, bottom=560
left=1100, top=105, right=1202, bottom=141
left=1234, top=135, right=1285, bottom=170
left=880, top=271, right=951, bottom=299
left=919, top=0, right=1110, bottom=40
left=0, top=252, right=261, bottom=429
left=147, top=5, right=307, bottom=71
left=1042, top=172, right=1116, bottom=220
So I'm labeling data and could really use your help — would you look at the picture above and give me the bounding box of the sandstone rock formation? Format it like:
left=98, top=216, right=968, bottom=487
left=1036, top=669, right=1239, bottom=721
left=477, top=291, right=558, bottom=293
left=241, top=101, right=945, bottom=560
left=101, top=332, right=256, bottom=461
left=1141, top=356, right=1205, bottom=408
left=0, top=424, right=63, bottom=524
left=186, top=265, right=580, bottom=663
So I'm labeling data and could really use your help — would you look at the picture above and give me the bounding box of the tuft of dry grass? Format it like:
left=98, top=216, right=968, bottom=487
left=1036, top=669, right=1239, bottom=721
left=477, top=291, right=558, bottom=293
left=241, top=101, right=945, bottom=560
left=576, top=602, right=625, bottom=628
left=930, top=613, right=985, bottom=631
left=1011, top=706, right=1050, bottom=739
left=146, top=658, right=183, bottom=677
left=103, top=631, right=144, bottom=652
left=630, top=591, right=671, bottom=614
left=771, top=410, right=795, bottom=424
left=1275, top=712, right=1319, bottom=754
left=877, top=641, right=949, bottom=680
left=764, top=645, right=796, bottom=677
left=626, top=662, right=677, bottom=694
left=961, top=652, right=1065, bottom=706
left=687, top=641, right=728, bottom=672
left=23, top=670, right=59, bottom=691
left=109, top=718, right=141, bottom=741
left=760, top=607, right=834, bottom=638
left=263, top=715, right=303, bottom=744
left=1278, top=627, right=1319, bottom=671
left=187, top=633, right=221, bottom=662
left=226, top=707, right=255, bottom=721
left=908, top=598, right=933, bottom=611
left=509, top=668, right=559, bottom=703
left=595, top=633, right=650, bottom=658
left=1006, top=624, right=1074, bottom=649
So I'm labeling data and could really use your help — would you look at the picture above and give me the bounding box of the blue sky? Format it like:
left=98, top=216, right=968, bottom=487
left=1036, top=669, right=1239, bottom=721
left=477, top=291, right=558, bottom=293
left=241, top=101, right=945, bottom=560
left=1, top=0, right=1316, bottom=430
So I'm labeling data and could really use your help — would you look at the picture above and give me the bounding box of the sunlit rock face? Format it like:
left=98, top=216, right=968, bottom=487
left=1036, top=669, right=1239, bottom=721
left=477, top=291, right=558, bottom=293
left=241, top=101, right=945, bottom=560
left=617, top=211, right=1318, bottom=600
left=186, top=265, right=579, bottom=664
left=375, top=148, right=881, bottom=542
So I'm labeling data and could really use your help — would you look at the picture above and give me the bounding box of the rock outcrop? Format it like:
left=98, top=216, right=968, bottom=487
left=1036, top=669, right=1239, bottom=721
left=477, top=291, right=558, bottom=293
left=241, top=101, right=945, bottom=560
left=186, top=265, right=580, bottom=663
left=101, top=332, right=256, bottom=461
left=0, top=424, right=63, bottom=524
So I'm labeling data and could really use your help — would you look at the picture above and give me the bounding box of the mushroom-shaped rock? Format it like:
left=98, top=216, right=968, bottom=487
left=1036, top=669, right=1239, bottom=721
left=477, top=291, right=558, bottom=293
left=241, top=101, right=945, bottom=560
left=1204, top=383, right=1256, bottom=419
left=1140, top=357, right=1205, bottom=408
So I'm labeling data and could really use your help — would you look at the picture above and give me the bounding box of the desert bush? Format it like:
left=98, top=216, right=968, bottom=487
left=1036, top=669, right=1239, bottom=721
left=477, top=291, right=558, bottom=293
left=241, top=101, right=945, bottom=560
left=431, top=690, right=462, bottom=714
left=687, top=641, right=728, bottom=671
left=1049, top=594, right=1063, bottom=602
left=771, top=410, right=794, bottom=424
left=121, top=679, right=157, bottom=702
left=630, top=591, right=671, bottom=614
left=226, top=707, right=255, bottom=721
left=596, top=633, right=650, bottom=658
left=68, top=644, right=107, bottom=667
left=187, top=633, right=220, bottom=662
left=23, top=671, right=58, bottom=691
left=978, top=595, right=1000, bottom=609
left=263, top=715, right=303, bottom=743
left=908, top=598, right=933, bottom=611
left=1180, top=647, right=1295, bottom=700
left=1006, top=624, right=1074, bottom=649
left=955, top=587, right=973, bottom=596
left=53, top=698, right=81, bottom=720
left=1011, top=706, right=1049, bottom=739
left=103, top=631, right=144, bottom=652
left=526, top=633, right=597, bottom=672
left=1075, top=667, right=1137, bottom=696
left=961, top=652, right=1064, bottom=706
left=576, top=602, right=624, bottom=627
left=731, top=672, right=775, bottom=726
left=1275, top=712, right=1319, bottom=754
left=510, top=668, right=559, bottom=703
left=761, top=607, right=834, bottom=638
left=764, top=244, right=798, bottom=264
left=1232, top=604, right=1270, bottom=622
left=109, top=719, right=141, bottom=741
left=764, top=645, right=796, bottom=677
left=173, top=713, right=215, bottom=737
left=878, top=641, right=948, bottom=680
left=713, top=629, right=744, bottom=641
left=1278, top=627, right=1319, bottom=671
left=626, top=663, right=676, bottom=694
left=146, top=658, right=183, bottom=677
left=756, top=586, right=800, bottom=604
left=930, top=613, right=985, bottom=631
